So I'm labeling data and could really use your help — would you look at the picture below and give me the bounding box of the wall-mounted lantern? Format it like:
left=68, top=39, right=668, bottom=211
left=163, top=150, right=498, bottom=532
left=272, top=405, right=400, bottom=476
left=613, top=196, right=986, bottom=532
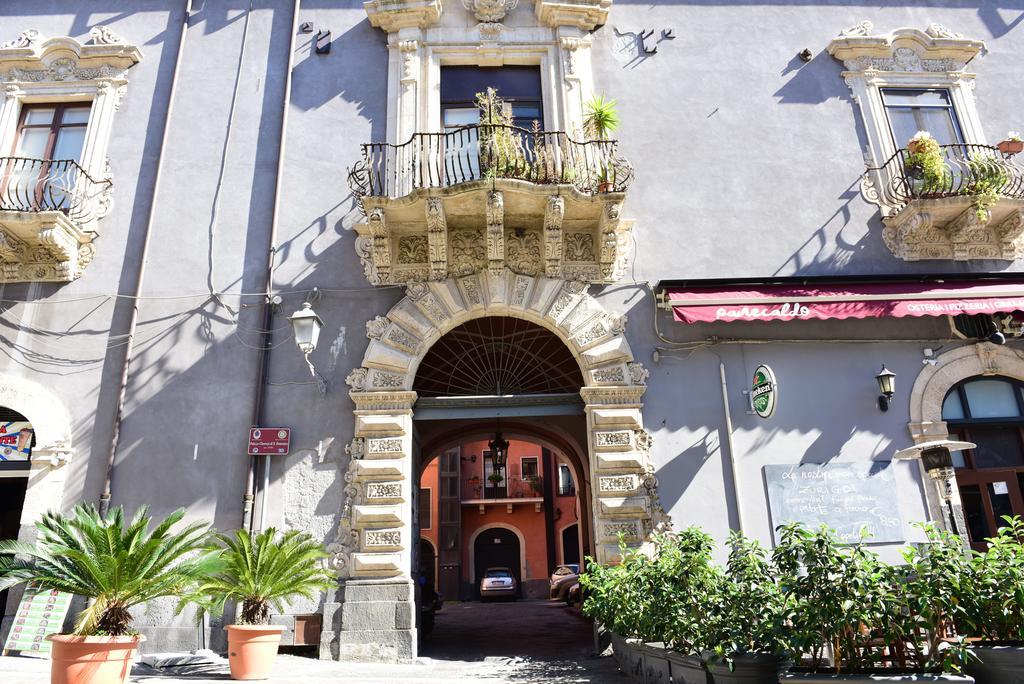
left=489, top=432, right=509, bottom=467
left=289, top=298, right=327, bottom=394
left=875, top=365, right=896, bottom=411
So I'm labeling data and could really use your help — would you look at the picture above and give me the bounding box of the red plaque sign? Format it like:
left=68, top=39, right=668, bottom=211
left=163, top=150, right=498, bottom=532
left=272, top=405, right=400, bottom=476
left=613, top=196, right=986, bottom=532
left=248, top=428, right=291, bottom=455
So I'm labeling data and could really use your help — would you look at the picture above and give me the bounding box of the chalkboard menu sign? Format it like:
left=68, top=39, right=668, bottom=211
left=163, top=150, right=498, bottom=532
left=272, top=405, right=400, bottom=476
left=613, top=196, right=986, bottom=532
left=3, top=584, right=72, bottom=656
left=763, top=462, right=904, bottom=544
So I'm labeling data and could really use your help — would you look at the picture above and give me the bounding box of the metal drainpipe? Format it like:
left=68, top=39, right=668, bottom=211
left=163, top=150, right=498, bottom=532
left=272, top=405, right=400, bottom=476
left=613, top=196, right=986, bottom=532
left=719, top=361, right=745, bottom=534
left=99, top=1, right=192, bottom=517
left=246, top=0, right=302, bottom=533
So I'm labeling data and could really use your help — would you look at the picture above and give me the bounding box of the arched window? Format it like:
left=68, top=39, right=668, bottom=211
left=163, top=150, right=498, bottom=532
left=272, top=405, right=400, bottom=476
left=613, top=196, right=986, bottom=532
left=942, top=376, right=1024, bottom=547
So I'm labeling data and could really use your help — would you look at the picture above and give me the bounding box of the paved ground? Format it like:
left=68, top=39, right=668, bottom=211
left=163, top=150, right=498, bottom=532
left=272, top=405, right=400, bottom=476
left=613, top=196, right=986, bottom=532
left=0, top=599, right=628, bottom=683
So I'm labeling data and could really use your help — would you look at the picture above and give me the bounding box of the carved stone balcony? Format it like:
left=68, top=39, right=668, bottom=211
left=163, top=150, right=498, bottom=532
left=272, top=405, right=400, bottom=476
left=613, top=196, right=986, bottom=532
left=0, top=157, right=111, bottom=282
left=348, top=124, right=634, bottom=285
left=863, top=143, right=1024, bottom=261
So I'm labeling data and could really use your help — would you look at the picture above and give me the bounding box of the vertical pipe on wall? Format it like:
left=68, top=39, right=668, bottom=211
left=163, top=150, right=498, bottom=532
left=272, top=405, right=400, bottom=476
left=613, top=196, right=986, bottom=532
left=99, top=1, right=192, bottom=516
left=719, top=361, right=745, bottom=534
left=247, top=0, right=302, bottom=533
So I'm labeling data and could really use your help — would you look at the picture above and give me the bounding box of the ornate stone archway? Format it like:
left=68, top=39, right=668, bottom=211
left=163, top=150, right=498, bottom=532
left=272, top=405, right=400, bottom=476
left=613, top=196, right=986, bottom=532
left=328, top=270, right=667, bottom=661
left=0, top=373, right=74, bottom=528
left=0, top=374, right=75, bottom=632
left=907, top=343, right=1024, bottom=533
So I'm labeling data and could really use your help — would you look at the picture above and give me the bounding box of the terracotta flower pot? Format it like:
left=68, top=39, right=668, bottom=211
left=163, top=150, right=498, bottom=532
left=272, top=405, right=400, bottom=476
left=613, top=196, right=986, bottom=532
left=48, top=633, right=144, bottom=684
left=997, top=140, right=1024, bottom=155
left=907, top=139, right=929, bottom=155
left=598, top=181, right=615, bottom=193
left=226, top=624, right=285, bottom=681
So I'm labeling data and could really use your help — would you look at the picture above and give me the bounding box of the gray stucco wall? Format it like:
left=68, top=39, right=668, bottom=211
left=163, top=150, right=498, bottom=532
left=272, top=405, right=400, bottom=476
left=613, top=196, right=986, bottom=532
left=1, top=0, right=1022, bottom=651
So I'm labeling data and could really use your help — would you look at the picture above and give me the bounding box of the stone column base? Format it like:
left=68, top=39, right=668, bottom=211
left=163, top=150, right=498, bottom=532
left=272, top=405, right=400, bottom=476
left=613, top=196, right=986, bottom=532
left=335, top=579, right=416, bottom=662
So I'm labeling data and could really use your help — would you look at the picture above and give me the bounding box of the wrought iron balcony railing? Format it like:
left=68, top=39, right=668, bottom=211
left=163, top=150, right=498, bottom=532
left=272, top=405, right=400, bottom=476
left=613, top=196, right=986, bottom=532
left=348, top=124, right=633, bottom=200
left=865, top=143, right=1024, bottom=215
left=0, top=157, right=112, bottom=224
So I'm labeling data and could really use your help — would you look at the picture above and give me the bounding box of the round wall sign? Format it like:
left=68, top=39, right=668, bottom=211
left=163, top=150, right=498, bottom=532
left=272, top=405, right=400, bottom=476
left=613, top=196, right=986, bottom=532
left=751, top=365, right=778, bottom=419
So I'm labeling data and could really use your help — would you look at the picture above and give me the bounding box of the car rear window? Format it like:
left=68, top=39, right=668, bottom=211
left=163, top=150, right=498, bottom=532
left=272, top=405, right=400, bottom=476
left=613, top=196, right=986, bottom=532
left=554, top=566, right=576, bottom=576
left=485, top=569, right=511, bottom=578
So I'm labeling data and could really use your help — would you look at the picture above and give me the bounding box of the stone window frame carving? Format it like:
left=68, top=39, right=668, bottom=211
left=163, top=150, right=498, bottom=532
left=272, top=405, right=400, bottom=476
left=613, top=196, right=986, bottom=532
left=827, top=22, right=987, bottom=170
left=0, top=27, right=143, bottom=229
left=366, top=0, right=607, bottom=146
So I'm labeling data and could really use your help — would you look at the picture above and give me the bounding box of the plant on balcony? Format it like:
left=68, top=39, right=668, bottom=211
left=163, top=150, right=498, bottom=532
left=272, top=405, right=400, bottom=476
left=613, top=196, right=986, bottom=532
left=487, top=472, right=504, bottom=485
left=998, top=131, right=1023, bottom=156
left=0, top=505, right=218, bottom=684
left=904, top=131, right=951, bottom=197
left=583, top=95, right=621, bottom=193
left=964, top=151, right=1008, bottom=221
left=960, top=516, right=1024, bottom=683
left=186, top=528, right=335, bottom=680
left=477, top=88, right=528, bottom=180
left=527, top=475, right=543, bottom=495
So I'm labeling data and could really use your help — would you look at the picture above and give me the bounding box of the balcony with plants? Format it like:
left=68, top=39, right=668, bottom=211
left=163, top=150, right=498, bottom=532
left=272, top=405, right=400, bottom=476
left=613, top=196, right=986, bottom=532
left=863, top=131, right=1024, bottom=261
left=0, top=156, right=111, bottom=282
left=348, top=91, right=635, bottom=286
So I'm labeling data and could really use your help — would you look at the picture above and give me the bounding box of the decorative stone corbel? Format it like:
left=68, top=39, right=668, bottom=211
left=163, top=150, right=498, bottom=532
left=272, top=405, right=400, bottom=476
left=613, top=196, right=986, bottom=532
left=598, top=201, right=620, bottom=279
left=486, top=191, right=504, bottom=277
left=995, top=209, right=1024, bottom=258
left=368, top=208, right=392, bottom=284
left=543, top=195, right=564, bottom=278
left=425, top=198, right=448, bottom=280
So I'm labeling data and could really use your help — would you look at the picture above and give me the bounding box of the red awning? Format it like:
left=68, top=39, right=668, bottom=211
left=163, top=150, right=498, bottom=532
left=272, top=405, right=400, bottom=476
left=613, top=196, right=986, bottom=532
left=664, top=281, right=1024, bottom=324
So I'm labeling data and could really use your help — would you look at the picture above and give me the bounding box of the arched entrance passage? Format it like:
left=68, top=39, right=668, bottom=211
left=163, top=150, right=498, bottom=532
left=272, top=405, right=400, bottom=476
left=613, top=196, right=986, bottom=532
left=0, top=375, right=75, bottom=633
left=333, top=271, right=668, bottom=662
left=471, top=525, right=523, bottom=590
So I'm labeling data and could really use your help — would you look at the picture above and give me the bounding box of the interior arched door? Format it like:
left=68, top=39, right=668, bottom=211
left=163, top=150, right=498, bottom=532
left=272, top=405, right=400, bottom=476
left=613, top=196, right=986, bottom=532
left=473, top=527, right=521, bottom=588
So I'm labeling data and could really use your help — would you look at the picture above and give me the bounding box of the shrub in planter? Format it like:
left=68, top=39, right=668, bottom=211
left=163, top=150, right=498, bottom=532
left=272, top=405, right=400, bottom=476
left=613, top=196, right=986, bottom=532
left=656, top=528, right=720, bottom=684
left=961, top=516, right=1024, bottom=684
left=0, top=505, right=218, bottom=684
left=705, top=532, right=791, bottom=684
left=187, top=528, right=335, bottom=681
left=775, top=523, right=974, bottom=682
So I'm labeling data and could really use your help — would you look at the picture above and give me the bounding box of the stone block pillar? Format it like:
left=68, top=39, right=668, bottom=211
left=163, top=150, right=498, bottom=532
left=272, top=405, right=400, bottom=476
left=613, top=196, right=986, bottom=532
left=331, top=391, right=418, bottom=662
left=581, top=386, right=668, bottom=565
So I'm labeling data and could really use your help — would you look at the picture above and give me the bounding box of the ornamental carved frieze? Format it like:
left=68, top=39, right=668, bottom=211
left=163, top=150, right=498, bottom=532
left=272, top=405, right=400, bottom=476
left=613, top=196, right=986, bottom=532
left=827, top=24, right=985, bottom=74
left=0, top=219, right=96, bottom=283
left=882, top=205, right=1024, bottom=261
left=354, top=192, right=632, bottom=286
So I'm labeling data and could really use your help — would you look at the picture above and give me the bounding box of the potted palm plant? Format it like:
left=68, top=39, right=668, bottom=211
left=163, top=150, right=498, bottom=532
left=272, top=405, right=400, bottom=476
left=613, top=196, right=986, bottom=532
left=962, top=516, right=1024, bottom=684
left=582, top=94, right=620, bottom=192
left=188, top=528, right=335, bottom=681
left=0, top=504, right=218, bottom=684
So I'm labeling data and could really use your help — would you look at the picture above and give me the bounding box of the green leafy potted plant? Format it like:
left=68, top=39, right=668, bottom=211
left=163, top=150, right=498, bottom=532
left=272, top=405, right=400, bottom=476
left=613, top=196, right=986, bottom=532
left=477, top=88, right=527, bottom=180
left=0, top=505, right=218, bottom=684
left=961, top=516, right=1024, bottom=684
left=997, top=132, right=1023, bottom=156
left=904, top=131, right=951, bottom=197
left=187, top=528, right=335, bottom=681
left=583, top=94, right=620, bottom=192
left=580, top=546, right=645, bottom=679
left=705, top=532, right=791, bottom=684
left=487, top=472, right=504, bottom=486
left=659, top=528, right=719, bottom=684
left=964, top=151, right=1008, bottom=222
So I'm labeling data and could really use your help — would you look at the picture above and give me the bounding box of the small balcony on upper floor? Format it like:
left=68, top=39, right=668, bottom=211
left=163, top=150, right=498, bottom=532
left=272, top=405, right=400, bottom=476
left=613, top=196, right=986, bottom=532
left=0, top=157, right=111, bottom=282
left=864, top=142, right=1024, bottom=261
left=347, top=123, right=635, bottom=286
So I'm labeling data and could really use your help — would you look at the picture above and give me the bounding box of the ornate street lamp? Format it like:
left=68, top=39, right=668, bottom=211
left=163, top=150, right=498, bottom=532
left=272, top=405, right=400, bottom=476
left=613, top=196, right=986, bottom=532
left=289, top=299, right=326, bottom=394
left=875, top=365, right=896, bottom=411
left=489, top=432, right=509, bottom=467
